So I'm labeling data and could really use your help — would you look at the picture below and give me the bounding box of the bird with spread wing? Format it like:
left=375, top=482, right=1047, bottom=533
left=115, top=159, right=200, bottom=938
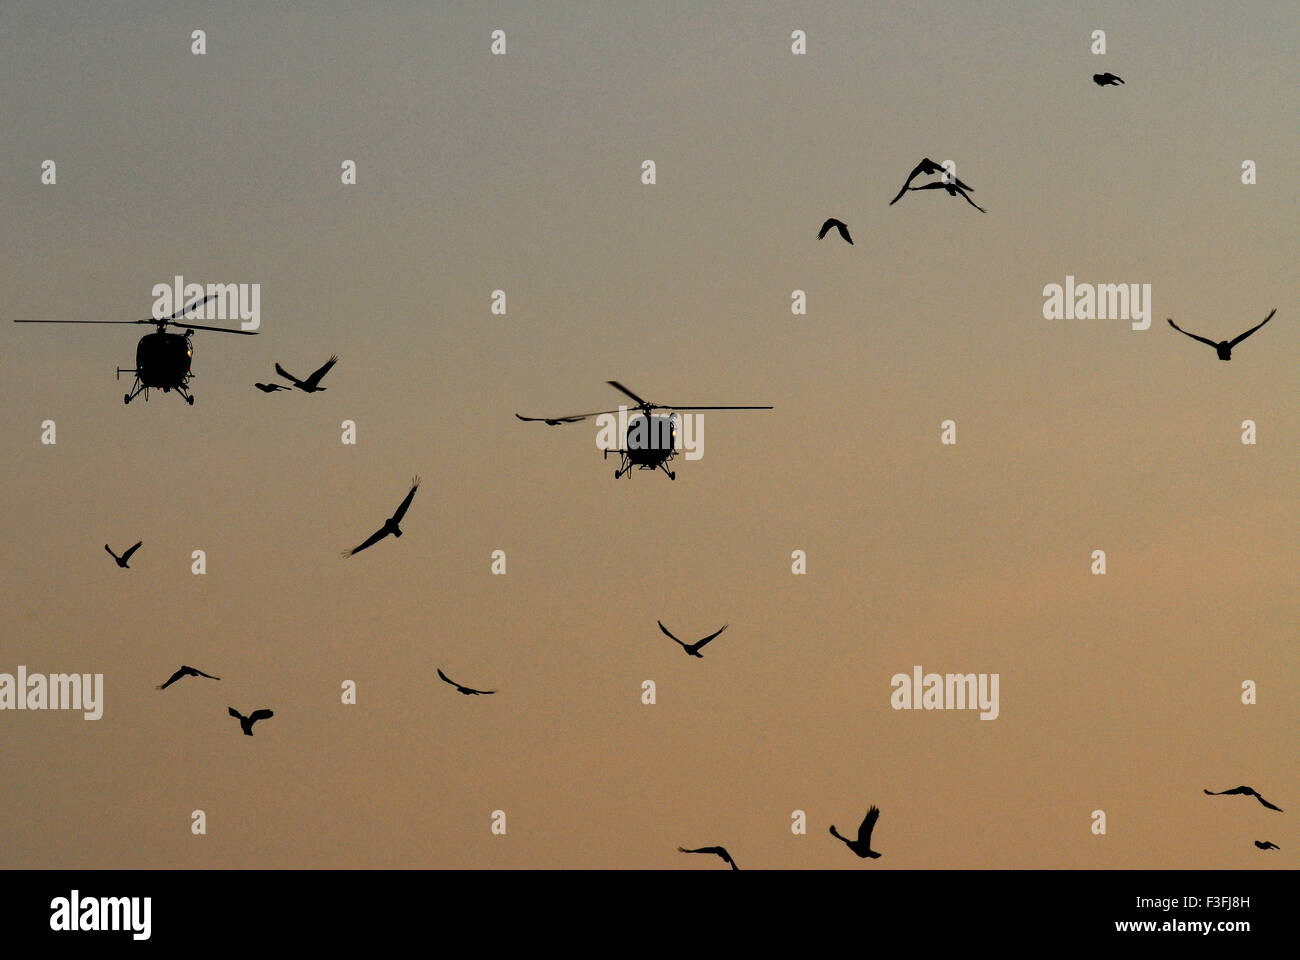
left=274, top=354, right=337, bottom=392
left=228, top=706, right=274, bottom=736
left=888, top=157, right=971, bottom=205
left=830, top=805, right=883, bottom=859
left=817, top=218, right=854, bottom=244
left=437, top=668, right=495, bottom=696
left=1167, top=309, right=1276, bottom=361
left=156, top=665, right=220, bottom=690
left=677, top=846, right=739, bottom=869
left=1204, top=785, right=1283, bottom=811
left=658, top=620, right=728, bottom=658
left=343, top=476, right=421, bottom=557
left=104, top=541, right=142, bottom=569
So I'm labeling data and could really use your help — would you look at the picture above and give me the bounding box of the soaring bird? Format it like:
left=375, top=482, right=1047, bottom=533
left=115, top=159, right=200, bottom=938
left=1167, top=309, right=1276, bottom=361
left=830, top=805, right=882, bottom=858
left=1093, top=72, right=1125, bottom=86
left=1204, top=786, right=1283, bottom=811
left=677, top=846, right=738, bottom=870
left=274, top=354, right=337, bottom=392
left=818, top=218, right=853, bottom=244
left=658, top=620, right=728, bottom=658
left=514, top=414, right=587, bottom=426
left=343, top=476, right=421, bottom=557
left=228, top=706, right=274, bottom=736
left=156, top=665, right=220, bottom=690
left=437, top=668, right=495, bottom=696
left=907, top=180, right=985, bottom=213
left=1254, top=841, right=1280, bottom=851
left=889, top=157, right=971, bottom=205
left=254, top=382, right=290, bottom=393
left=104, top=541, right=142, bottom=569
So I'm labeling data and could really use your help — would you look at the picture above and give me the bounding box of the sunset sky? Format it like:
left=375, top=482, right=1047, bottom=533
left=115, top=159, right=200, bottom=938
left=1, top=0, right=1295, bottom=869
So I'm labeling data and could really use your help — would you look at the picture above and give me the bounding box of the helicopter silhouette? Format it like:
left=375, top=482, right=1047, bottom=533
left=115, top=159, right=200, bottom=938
left=516, top=381, right=772, bottom=480
left=14, top=292, right=257, bottom=405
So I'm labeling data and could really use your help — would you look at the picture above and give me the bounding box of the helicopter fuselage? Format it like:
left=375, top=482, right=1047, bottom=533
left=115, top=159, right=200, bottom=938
left=134, top=331, right=193, bottom=389
left=607, top=413, right=680, bottom=478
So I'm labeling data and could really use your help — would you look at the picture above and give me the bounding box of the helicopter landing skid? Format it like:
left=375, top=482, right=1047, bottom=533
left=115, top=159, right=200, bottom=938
left=119, top=369, right=194, bottom=405
left=604, top=449, right=676, bottom=481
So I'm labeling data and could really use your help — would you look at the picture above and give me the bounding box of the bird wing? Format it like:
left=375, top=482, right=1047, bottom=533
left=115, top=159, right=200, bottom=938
left=190, top=668, right=219, bottom=680
left=104, top=544, right=118, bottom=560
left=956, top=186, right=986, bottom=213
left=913, top=158, right=941, bottom=180
left=694, top=623, right=729, bottom=649
left=249, top=709, right=274, bottom=722
left=910, top=182, right=947, bottom=192
left=228, top=707, right=244, bottom=720
left=1256, top=795, right=1283, bottom=812
left=390, top=477, right=420, bottom=523
left=858, top=805, right=880, bottom=843
left=836, top=222, right=854, bottom=244
left=274, top=363, right=303, bottom=386
left=1167, top=319, right=1219, bottom=348
left=888, top=183, right=910, bottom=205
left=158, top=668, right=186, bottom=690
left=817, top=218, right=839, bottom=239
left=304, top=354, right=338, bottom=388
left=121, top=541, right=142, bottom=561
left=437, top=668, right=458, bottom=688
left=1228, top=308, right=1276, bottom=347
left=345, top=526, right=390, bottom=557
left=657, top=620, right=686, bottom=646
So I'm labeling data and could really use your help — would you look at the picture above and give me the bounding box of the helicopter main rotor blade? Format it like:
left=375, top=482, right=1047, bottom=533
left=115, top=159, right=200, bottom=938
left=660, top=405, right=774, bottom=411
left=606, top=381, right=652, bottom=408
left=13, top=319, right=145, bottom=325
left=516, top=408, right=625, bottom=423
left=166, top=320, right=258, bottom=335
left=160, top=292, right=218, bottom=323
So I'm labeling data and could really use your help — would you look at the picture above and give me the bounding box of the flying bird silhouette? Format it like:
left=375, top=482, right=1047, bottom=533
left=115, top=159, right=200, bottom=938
left=818, top=218, right=853, bottom=244
left=274, top=354, right=337, bottom=392
left=228, top=706, right=274, bottom=736
left=677, top=846, right=738, bottom=869
left=889, top=157, right=971, bottom=205
left=1093, top=72, right=1125, bottom=86
left=254, top=382, right=290, bottom=393
left=658, top=620, right=728, bottom=658
left=1254, top=841, right=1280, bottom=850
left=514, top=414, right=587, bottom=426
left=343, top=476, right=421, bottom=557
left=104, top=541, right=142, bottom=569
left=156, top=665, right=220, bottom=690
left=1167, top=309, right=1276, bottom=360
left=1204, top=786, right=1282, bottom=811
left=908, top=180, right=986, bottom=213
left=437, top=668, right=495, bottom=696
left=830, top=805, right=882, bottom=858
